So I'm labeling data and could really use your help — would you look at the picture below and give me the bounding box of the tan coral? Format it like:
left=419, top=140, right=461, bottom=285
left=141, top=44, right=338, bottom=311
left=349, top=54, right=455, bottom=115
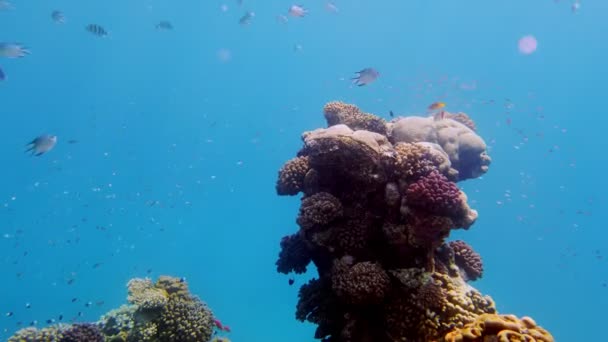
left=8, top=325, right=67, bottom=342
left=276, top=156, right=310, bottom=196
left=127, top=278, right=169, bottom=310
left=323, top=101, right=387, bottom=135
left=387, top=269, right=496, bottom=341
left=445, top=112, right=477, bottom=132
left=156, top=276, right=190, bottom=300
left=393, top=142, right=439, bottom=181
left=442, top=313, right=554, bottom=342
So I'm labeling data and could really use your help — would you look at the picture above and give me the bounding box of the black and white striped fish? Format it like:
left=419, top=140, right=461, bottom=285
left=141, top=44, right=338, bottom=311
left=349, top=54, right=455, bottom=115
left=155, top=21, right=173, bottom=30
left=85, top=24, right=108, bottom=37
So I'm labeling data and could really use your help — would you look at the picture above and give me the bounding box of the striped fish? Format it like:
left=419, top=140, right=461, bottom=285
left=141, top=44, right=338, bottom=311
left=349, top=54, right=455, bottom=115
left=85, top=24, right=108, bottom=37
left=155, top=21, right=173, bottom=30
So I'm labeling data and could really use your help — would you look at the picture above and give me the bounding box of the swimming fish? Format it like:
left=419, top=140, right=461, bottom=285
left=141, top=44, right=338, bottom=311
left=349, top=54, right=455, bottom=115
left=427, top=101, right=446, bottom=111
left=572, top=1, right=580, bottom=13
left=85, top=24, right=108, bottom=37
left=288, top=5, right=308, bottom=17
left=351, top=68, right=379, bottom=86
left=51, top=10, right=65, bottom=24
left=156, top=21, right=173, bottom=30
left=0, top=43, right=30, bottom=58
left=326, top=2, right=339, bottom=13
left=0, top=67, right=5, bottom=81
left=25, top=135, right=57, bottom=156
left=288, top=278, right=295, bottom=285
left=239, top=11, right=255, bottom=25
left=0, top=1, right=13, bottom=11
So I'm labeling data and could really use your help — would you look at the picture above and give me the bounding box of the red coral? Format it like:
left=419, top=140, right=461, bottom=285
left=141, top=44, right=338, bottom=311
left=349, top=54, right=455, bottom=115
left=276, top=233, right=311, bottom=274
left=405, top=171, right=462, bottom=216
left=448, top=240, right=483, bottom=281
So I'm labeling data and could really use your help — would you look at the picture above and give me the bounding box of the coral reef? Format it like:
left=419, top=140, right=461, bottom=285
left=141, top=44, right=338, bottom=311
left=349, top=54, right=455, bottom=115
left=275, top=102, right=553, bottom=342
left=441, top=313, right=554, bottom=342
left=9, top=276, right=222, bottom=342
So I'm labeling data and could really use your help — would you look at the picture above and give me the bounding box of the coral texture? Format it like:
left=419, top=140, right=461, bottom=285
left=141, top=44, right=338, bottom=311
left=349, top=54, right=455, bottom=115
left=441, top=313, right=554, bottom=342
left=275, top=102, right=552, bottom=342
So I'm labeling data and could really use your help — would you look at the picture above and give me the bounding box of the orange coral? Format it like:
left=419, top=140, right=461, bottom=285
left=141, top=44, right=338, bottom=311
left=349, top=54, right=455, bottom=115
left=442, top=313, right=554, bottom=342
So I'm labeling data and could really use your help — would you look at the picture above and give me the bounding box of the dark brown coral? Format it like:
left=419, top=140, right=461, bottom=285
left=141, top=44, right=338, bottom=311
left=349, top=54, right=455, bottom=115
left=297, top=192, right=343, bottom=230
left=448, top=240, right=484, bottom=281
left=276, top=156, right=310, bottom=195
left=277, top=233, right=312, bottom=274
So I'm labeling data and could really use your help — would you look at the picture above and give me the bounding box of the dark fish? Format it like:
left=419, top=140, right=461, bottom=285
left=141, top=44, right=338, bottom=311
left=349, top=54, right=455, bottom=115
left=51, top=10, right=65, bottom=24
left=58, top=314, right=63, bottom=321
left=25, top=135, right=57, bottom=156
left=239, top=11, right=255, bottom=25
left=85, top=24, right=108, bottom=37
left=67, top=139, right=78, bottom=144
left=0, top=67, right=5, bottom=81
left=288, top=278, right=294, bottom=285
left=5, top=312, right=13, bottom=317
left=389, top=110, right=394, bottom=117
left=71, top=298, right=78, bottom=302
left=92, top=262, right=102, bottom=269
left=156, top=21, right=173, bottom=30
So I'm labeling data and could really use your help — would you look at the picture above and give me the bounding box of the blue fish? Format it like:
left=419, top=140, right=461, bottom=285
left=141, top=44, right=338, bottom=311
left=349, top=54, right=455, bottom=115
left=0, top=67, right=5, bottom=81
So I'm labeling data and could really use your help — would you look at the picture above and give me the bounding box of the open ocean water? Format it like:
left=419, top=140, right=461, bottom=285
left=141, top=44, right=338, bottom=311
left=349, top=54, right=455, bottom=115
left=1, top=0, right=606, bottom=341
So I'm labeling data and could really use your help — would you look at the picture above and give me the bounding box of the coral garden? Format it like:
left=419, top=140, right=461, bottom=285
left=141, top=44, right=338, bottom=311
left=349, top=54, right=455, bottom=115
left=8, top=276, right=230, bottom=342
left=275, top=101, right=553, bottom=342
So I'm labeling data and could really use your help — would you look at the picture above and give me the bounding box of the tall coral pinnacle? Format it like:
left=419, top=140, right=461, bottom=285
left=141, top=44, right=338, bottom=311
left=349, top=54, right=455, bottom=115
left=275, top=101, right=553, bottom=342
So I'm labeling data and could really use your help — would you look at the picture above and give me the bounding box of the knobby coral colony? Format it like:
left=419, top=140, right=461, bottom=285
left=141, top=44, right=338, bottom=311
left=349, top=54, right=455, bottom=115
left=275, top=101, right=554, bottom=342
left=8, top=276, right=227, bottom=342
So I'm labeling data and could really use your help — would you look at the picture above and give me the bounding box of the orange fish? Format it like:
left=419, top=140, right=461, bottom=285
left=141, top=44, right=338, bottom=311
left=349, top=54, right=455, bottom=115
left=428, top=101, right=446, bottom=111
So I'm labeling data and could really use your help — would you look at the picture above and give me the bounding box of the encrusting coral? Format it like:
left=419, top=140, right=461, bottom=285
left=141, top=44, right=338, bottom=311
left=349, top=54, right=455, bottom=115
left=275, top=101, right=553, bottom=342
left=441, top=313, right=554, bottom=342
left=8, top=276, right=225, bottom=342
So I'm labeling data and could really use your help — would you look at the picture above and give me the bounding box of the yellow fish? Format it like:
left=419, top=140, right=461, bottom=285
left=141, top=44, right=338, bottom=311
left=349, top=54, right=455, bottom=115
left=428, top=101, right=446, bottom=111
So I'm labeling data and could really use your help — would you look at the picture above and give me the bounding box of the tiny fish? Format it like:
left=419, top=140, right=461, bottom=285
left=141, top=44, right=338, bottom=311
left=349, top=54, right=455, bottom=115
left=0, top=1, right=13, bottom=11
left=156, top=21, right=173, bottom=30
left=67, top=139, right=78, bottom=144
left=326, top=2, right=339, bottom=13
left=51, top=10, right=65, bottom=24
left=239, top=11, right=255, bottom=25
left=85, top=302, right=92, bottom=307
left=572, top=1, right=580, bottom=13
left=45, top=319, right=55, bottom=324
left=288, top=278, right=294, bottom=285
left=389, top=110, right=394, bottom=117
left=71, top=298, right=78, bottom=303
left=0, top=43, right=30, bottom=58
left=427, top=101, right=446, bottom=111
left=86, top=24, right=108, bottom=37
left=25, top=303, right=31, bottom=309
left=351, top=68, right=379, bottom=86
left=5, top=312, right=13, bottom=317
left=58, top=314, right=63, bottom=321
left=0, top=67, right=5, bottom=81
left=25, top=135, right=57, bottom=156
left=288, top=5, right=308, bottom=17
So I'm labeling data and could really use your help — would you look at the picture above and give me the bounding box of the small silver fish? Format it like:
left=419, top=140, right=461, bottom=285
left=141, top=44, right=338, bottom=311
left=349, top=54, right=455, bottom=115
left=0, top=0, right=13, bottom=11
left=0, top=43, right=30, bottom=58
left=51, top=10, right=66, bottom=24
left=239, top=11, right=255, bottom=25
left=156, top=21, right=173, bottom=30
left=351, top=68, right=379, bottom=86
left=86, top=24, right=108, bottom=37
left=25, top=135, right=57, bottom=156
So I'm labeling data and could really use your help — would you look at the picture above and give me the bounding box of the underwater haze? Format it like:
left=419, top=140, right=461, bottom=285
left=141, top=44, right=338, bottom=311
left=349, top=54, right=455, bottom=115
left=1, top=0, right=607, bottom=341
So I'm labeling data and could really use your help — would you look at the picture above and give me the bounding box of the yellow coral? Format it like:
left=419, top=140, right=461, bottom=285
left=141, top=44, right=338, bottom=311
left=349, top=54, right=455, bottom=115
left=127, top=278, right=169, bottom=309
left=441, top=313, right=554, bottom=342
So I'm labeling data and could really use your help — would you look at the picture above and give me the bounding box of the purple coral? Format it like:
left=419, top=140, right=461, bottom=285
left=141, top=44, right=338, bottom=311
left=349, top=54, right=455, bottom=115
left=449, top=240, right=484, bottom=281
left=277, top=233, right=311, bottom=274
left=60, top=323, right=104, bottom=342
left=405, top=170, right=462, bottom=216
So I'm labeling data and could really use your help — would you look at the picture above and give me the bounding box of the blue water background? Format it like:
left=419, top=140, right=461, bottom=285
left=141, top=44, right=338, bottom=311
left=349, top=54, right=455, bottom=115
left=1, top=0, right=607, bottom=340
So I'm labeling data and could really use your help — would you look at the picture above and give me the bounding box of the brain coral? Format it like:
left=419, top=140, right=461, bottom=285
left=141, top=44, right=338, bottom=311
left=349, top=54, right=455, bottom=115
left=442, top=313, right=554, bottom=342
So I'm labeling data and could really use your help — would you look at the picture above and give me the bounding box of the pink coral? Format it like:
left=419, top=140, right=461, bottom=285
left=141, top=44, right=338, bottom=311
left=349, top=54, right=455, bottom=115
left=448, top=240, right=483, bottom=281
left=405, top=171, right=462, bottom=216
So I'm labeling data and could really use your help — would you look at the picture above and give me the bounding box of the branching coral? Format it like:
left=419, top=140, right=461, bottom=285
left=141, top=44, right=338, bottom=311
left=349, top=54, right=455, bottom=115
left=276, top=233, right=312, bottom=274
left=9, top=276, right=220, bottom=342
left=276, top=102, right=552, bottom=342
left=323, top=101, right=387, bottom=135
left=449, top=240, right=484, bottom=281
left=276, top=156, right=310, bottom=196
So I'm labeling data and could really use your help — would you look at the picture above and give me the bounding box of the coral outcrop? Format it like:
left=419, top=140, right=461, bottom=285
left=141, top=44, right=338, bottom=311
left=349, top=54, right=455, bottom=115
left=8, top=276, right=225, bottom=342
left=275, top=101, right=553, bottom=342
